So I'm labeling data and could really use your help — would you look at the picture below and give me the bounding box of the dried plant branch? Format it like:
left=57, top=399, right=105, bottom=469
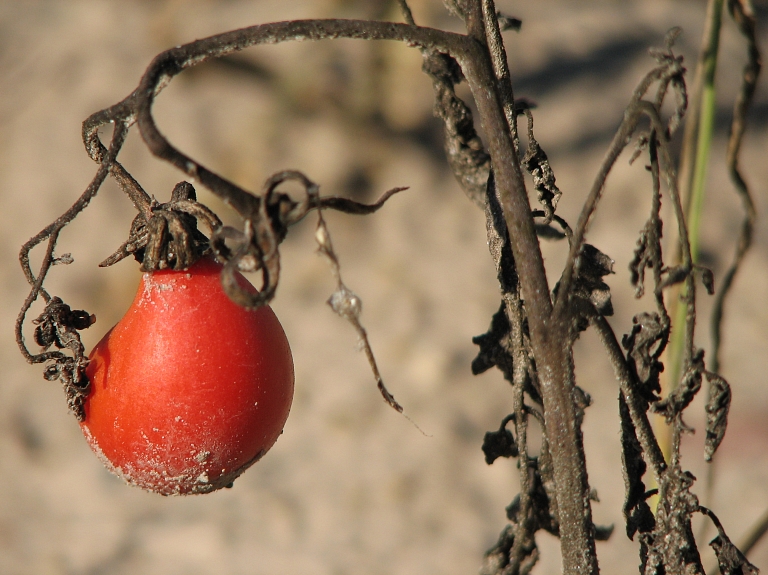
left=16, top=120, right=129, bottom=361
left=700, top=0, right=761, bottom=542
left=710, top=0, right=761, bottom=374
left=462, top=15, right=600, bottom=575
left=315, top=192, right=404, bottom=414
left=554, top=52, right=686, bottom=319
left=592, top=316, right=666, bottom=483
left=480, top=0, right=520, bottom=152
left=89, top=20, right=469, bottom=220
left=665, top=1, right=725, bottom=410
left=396, top=0, right=415, bottom=26
left=700, top=506, right=760, bottom=575
left=479, top=172, right=545, bottom=574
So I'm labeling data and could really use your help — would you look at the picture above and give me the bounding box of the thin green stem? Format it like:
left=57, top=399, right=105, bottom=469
left=666, top=0, right=723, bottom=395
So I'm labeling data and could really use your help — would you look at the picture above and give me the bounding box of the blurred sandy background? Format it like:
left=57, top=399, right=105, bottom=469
left=2, top=1, right=768, bottom=573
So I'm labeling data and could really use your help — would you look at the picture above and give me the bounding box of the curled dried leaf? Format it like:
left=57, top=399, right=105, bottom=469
left=33, top=297, right=95, bottom=350
left=422, top=50, right=490, bottom=207
left=629, top=215, right=662, bottom=298
left=710, top=534, right=759, bottom=575
left=700, top=506, right=759, bottom=575
left=496, top=12, right=522, bottom=32
left=555, top=243, right=614, bottom=334
left=704, top=372, right=731, bottom=462
left=32, top=296, right=94, bottom=421
left=576, top=244, right=614, bottom=314
left=482, top=415, right=518, bottom=464
left=654, top=349, right=704, bottom=423
left=619, top=395, right=656, bottom=540
left=700, top=266, right=716, bottom=296
left=622, top=312, right=667, bottom=398
left=471, top=302, right=514, bottom=378
left=523, top=109, right=561, bottom=224
left=480, top=523, right=539, bottom=575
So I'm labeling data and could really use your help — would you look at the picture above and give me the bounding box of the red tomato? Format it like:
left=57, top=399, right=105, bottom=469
left=82, top=257, right=294, bottom=495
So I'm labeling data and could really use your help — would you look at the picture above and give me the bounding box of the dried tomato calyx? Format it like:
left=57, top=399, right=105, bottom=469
left=100, top=181, right=222, bottom=272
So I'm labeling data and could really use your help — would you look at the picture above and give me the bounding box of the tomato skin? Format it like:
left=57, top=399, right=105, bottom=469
left=82, top=257, right=294, bottom=495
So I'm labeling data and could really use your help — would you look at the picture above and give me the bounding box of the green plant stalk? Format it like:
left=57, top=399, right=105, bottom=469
left=665, top=0, right=723, bottom=458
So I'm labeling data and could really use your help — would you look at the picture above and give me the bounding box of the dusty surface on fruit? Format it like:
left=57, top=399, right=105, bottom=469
left=3, top=2, right=768, bottom=574
left=81, top=258, right=293, bottom=495
left=81, top=420, right=267, bottom=496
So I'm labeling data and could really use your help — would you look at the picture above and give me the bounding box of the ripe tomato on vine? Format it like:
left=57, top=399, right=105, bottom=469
left=81, top=256, right=294, bottom=495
